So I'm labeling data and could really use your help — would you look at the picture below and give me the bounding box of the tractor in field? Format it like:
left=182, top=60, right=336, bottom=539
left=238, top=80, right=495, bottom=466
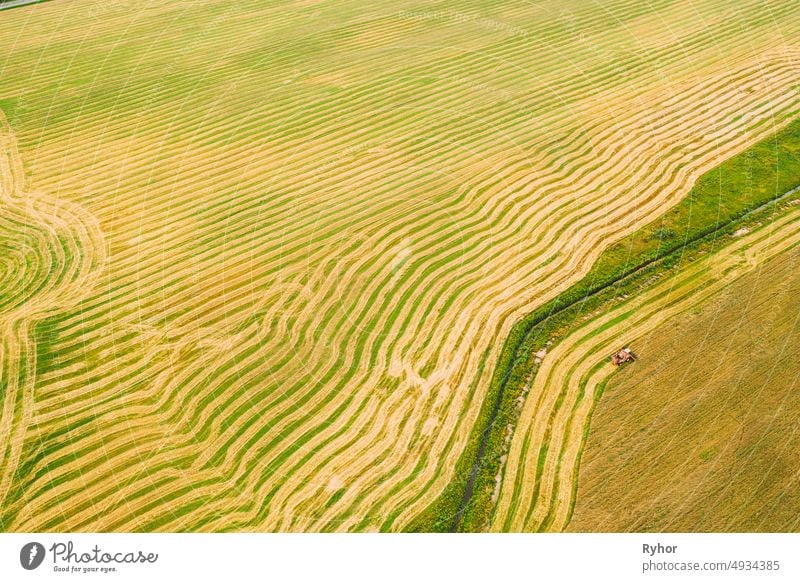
left=611, top=347, right=636, bottom=366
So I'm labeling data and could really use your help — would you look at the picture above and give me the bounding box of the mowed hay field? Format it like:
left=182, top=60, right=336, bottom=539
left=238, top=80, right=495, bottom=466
left=0, top=0, right=799, bottom=532
left=569, top=243, right=800, bottom=532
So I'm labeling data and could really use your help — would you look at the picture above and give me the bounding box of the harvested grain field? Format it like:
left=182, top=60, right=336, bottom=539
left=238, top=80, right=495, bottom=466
left=568, top=243, right=800, bottom=532
left=492, top=205, right=800, bottom=532
left=0, top=0, right=799, bottom=531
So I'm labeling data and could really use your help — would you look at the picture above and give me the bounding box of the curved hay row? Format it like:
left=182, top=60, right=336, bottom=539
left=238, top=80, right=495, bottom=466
left=259, top=55, right=800, bottom=532
left=31, top=52, right=800, bottom=422
left=492, top=205, right=800, bottom=532
left=14, top=52, right=799, bottom=533
left=0, top=112, right=104, bottom=515
left=1, top=0, right=798, bottom=531
left=14, top=56, right=800, bottom=532
left=25, top=0, right=797, bottom=318
left=25, top=2, right=795, bottom=412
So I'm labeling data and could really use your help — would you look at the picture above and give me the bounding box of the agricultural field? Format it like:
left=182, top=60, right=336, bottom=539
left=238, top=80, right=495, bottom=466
left=568, top=243, right=800, bottom=532
left=491, top=200, right=800, bottom=532
left=0, top=0, right=799, bottom=533
left=445, top=117, right=800, bottom=532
